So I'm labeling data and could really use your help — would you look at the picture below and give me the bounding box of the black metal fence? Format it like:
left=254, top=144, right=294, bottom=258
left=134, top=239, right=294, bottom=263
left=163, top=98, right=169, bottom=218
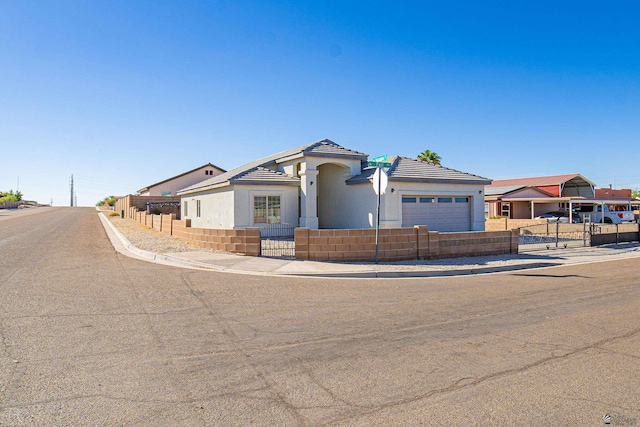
left=260, top=223, right=295, bottom=258
left=518, top=223, right=589, bottom=250
left=589, top=223, right=640, bottom=246
left=518, top=222, right=640, bottom=251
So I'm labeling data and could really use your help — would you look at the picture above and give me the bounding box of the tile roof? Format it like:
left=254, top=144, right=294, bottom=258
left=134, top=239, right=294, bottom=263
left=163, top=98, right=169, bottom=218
left=484, top=185, right=526, bottom=196
left=487, top=174, right=594, bottom=188
left=485, top=186, right=555, bottom=198
left=137, top=163, right=226, bottom=193
left=346, top=156, right=491, bottom=185
left=230, top=167, right=300, bottom=185
left=178, top=139, right=366, bottom=194
left=301, top=139, right=367, bottom=158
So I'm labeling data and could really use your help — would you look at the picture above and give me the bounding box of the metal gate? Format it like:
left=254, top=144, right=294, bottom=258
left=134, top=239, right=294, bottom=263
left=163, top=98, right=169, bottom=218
left=519, top=221, right=640, bottom=251
left=260, top=223, right=295, bottom=258
left=518, top=222, right=589, bottom=251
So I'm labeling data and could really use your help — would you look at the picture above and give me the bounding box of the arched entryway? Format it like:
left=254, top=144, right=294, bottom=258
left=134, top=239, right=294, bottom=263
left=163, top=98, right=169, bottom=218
left=317, top=162, right=351, bottom=229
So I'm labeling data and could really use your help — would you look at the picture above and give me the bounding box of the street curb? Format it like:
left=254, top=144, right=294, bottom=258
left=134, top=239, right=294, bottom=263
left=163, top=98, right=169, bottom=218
left=98, top=212, right=223, bottom=271
left=279, top=262, right=561, bottom=278
left=97, top=212, right=640, bottom=279
left=98, top=213, right=288, bottom=275
left=98, top=213, right=559, bottom=278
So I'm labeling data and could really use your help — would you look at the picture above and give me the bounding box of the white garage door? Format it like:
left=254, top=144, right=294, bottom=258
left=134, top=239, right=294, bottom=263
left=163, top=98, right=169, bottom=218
left=402, top=196, right=471, bottom=231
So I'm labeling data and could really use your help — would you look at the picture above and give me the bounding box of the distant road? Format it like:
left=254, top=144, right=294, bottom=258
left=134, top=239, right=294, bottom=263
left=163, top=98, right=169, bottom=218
left=0, top=205, right=62, bottom=222
left=1, top=207, right=639, bottom=425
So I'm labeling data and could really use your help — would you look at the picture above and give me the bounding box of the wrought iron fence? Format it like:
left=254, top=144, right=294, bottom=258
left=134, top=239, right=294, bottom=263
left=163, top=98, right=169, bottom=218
left=589, top=223, right=640, bottom=246
left=260, top=223, right=295, bottom=258
left=518, top=222, right=589, bottom=250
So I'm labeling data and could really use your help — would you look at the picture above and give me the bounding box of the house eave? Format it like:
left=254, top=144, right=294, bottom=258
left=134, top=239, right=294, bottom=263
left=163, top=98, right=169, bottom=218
left=177, top=181, right=232, bottom=195
left=230, top=180, right=301, bottom=186
left=307, top=152, right=368, bottom=161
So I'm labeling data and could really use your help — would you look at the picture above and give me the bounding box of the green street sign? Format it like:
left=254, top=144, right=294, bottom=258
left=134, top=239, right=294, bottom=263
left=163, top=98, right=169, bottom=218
left=371, top=154, right=387, bottom=163
left=367, top=161, right=393, bottom=167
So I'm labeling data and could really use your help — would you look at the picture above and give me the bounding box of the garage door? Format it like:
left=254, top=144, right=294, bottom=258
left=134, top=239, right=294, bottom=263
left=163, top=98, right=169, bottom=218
left=402, top=196, right=471, bottom=231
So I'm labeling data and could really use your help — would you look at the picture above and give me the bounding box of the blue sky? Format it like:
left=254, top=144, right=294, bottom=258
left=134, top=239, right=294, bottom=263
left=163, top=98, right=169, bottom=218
left=1, top=1, right=639, bottom=206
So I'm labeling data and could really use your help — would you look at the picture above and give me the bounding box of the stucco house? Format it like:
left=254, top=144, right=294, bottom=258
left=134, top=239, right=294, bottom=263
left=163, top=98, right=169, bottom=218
left=137, top=163, right=226, bottom=196
left=177, top=139, right=491, bottom=232
left=485, top=174, right=595, bottom=219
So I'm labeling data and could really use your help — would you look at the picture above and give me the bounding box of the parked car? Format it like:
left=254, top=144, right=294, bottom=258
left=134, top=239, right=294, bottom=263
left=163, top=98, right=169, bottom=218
left=535, top=211, right=582, bottom=223
left=573, top=205, right=635, bottom=224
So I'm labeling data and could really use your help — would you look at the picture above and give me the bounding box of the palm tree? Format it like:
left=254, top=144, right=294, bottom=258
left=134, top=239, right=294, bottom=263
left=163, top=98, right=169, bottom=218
left=417, top=149, right=442, bottom=165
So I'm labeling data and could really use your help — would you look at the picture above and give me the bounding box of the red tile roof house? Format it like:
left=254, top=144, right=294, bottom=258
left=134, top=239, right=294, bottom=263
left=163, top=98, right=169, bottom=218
left=485, top=174, right=596, bottom=220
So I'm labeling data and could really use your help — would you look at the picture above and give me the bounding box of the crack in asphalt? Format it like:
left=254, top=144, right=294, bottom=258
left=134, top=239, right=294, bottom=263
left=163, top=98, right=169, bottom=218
left=322, top=326, right=640, bottom=425
left=180, top=271, right=310, bottom=426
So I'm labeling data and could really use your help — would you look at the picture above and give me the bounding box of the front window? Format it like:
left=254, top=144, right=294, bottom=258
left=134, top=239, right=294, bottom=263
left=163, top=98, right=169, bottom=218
left=254, top=195, right=281, bottom=224
left=501, top=202, right=511, bottom=218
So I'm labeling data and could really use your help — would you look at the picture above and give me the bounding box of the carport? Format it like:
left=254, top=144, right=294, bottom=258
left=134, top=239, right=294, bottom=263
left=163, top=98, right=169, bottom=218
left=567, top=198, right=634, bottom=223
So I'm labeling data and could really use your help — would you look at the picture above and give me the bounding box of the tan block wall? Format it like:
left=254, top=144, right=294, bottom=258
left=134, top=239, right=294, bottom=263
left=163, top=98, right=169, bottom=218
left=114, top=195, right=181, bottom=219
left=172, top=227, right=261, bottom=256
left=120, top=212, right=260, bottom=256
left=485, top=218, right=547, bottom=231
left=296, top=228, right=419, bottom=262
left=296, top=227, right=517, bottom=261
left=436, top=230, right=518, bottom=258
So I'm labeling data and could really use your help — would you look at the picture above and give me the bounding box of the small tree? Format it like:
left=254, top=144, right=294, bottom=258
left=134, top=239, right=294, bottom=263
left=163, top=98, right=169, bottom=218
left=96, top=195, right=117, bottom=207
left=632, top=189, right=640, bottom=199
left=417, top=149, right=442, bottom=165
left=0, top=190, right=23, bottom=203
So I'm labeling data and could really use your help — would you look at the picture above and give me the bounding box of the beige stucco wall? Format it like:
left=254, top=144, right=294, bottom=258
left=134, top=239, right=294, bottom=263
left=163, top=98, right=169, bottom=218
left=383, top=182, right=487, bottom=231
left=182, top=184, right=299, bottom=230
left=143, top=166, right=224, bottom=196
left=235, top=185, right=299, bottom=229
left=182, top=188, right=235, bottom=229
left=330, top=180, right=486, bottom=231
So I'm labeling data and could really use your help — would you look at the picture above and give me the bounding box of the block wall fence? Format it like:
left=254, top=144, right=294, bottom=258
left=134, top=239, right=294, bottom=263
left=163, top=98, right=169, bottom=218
left=485, top=218, right=547, bottom=231
left=115, top=195, right=181, bottom=218
left=126, top=210, right=261, bottom=256
left=295, top=227, right=518, bottom=262
left=118, top=207, right=518, bottom=260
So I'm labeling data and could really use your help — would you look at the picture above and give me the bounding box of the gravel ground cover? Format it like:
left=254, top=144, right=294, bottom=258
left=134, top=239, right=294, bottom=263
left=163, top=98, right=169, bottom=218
left=108, top=215, right=222, bottom=253
left=107, top=214, right=537, bottom=271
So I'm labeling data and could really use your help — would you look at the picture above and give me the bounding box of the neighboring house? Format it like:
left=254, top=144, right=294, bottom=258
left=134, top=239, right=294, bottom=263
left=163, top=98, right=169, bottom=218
left=594, top=188, right=634, bottom=211
left=137, top=163, right=226, bottom=196
left=177, top=139, right=490, bottom=232
left=485, top=174, right=595, bottom=219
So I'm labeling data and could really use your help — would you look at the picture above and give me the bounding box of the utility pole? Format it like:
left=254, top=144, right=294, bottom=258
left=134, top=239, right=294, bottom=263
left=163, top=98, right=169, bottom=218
left=70, top=174, right=74, bottom=207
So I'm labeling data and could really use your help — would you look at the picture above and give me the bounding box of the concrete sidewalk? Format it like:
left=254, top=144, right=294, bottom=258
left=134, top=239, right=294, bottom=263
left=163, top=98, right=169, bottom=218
left=99, top=212, right=640, bottom=278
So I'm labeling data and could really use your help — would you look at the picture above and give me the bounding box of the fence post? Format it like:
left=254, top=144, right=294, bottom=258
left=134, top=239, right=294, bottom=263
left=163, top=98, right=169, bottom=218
left=616, top=223, right=619, bottom=245
left=555, top=222, right=559, bottom=248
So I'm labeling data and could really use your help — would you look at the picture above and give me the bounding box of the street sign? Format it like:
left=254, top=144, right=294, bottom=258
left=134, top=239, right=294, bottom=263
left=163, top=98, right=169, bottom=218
left=371, top=154, right=387, bottom=163
left=373, top=167, right=388, bottom=195
left=368, top=161, right=393, bottom=167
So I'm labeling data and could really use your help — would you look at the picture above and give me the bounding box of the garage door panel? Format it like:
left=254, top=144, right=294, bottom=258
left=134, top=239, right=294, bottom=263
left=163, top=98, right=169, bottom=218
left=402, top=196, right=470, bottom=231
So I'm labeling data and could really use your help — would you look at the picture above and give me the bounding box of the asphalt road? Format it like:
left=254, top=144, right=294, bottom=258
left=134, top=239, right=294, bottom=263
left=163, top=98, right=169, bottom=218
left=1, top=207, right=639, bottom=426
